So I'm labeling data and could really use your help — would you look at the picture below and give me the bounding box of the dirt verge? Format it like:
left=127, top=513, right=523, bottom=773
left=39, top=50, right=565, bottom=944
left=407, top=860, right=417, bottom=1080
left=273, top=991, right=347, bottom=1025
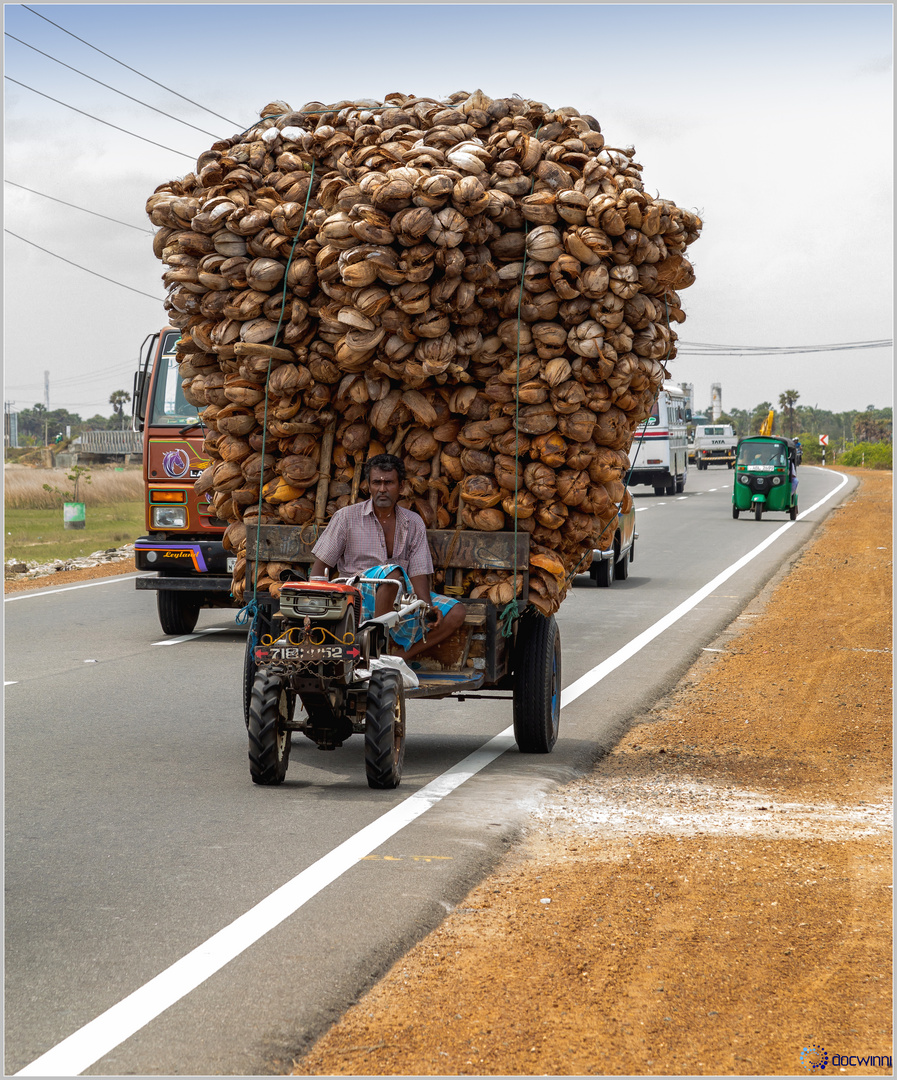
left=291, top=469, right=893, bottom=1077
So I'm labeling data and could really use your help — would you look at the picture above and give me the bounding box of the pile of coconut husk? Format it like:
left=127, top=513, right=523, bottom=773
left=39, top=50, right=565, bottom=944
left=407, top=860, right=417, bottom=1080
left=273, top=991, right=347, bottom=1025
left=146, top=90, right=701, bottom=615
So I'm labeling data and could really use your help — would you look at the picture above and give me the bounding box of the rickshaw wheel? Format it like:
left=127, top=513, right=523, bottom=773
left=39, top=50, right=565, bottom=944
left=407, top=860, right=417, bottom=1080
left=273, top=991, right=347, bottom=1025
left=364, top=668, right=405, bottom=789
left=248, top=671, right=292, bottom=785
left=732, top=505, right=739, bottom=519
left=513, top=612, right=561, bottom=754
left=790, top=502, right=798, bottom=521
left=754, top=504, right=763, bottom=521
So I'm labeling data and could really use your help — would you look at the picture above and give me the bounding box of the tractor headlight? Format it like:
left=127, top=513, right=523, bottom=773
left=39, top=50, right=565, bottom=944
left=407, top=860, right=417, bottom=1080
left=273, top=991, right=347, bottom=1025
left=151, top=506, right=187, bottom=528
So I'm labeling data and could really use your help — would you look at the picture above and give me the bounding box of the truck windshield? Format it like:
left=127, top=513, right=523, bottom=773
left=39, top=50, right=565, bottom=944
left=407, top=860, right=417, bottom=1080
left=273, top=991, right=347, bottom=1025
left=150, top=330, right=199, bottom=426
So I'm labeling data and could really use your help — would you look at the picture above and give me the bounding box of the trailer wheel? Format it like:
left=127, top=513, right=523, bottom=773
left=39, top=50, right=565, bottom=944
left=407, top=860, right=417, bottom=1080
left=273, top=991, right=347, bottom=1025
left=248, top=671, right=291, bottom=785
left=364, top=668, right=405, bottom=789
left=595, top=552, right=615, bottom=587
left=513, top=612, right=561, bottom=754
left=157, top=589, right=200, bottom=635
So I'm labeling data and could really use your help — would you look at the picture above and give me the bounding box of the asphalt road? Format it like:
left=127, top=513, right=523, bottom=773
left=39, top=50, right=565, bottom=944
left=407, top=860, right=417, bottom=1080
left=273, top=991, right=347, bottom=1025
left=4, top=465, right=854, bottom=1077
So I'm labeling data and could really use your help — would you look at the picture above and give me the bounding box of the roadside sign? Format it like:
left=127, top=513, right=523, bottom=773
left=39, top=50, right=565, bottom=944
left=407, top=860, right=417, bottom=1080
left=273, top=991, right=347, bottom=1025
left=819, top=434, right=829, bottom=446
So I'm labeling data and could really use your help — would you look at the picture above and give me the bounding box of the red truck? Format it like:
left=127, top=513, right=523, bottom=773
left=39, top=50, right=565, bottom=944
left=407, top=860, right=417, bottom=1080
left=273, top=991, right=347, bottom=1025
left=132, top=327, right=237, bottom=634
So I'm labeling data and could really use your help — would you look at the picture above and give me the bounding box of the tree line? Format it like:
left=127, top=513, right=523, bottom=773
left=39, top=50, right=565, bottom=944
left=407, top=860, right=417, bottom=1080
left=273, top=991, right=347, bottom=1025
left=12, top=391, right=131, bottom=445
left=700, top=389, right=892, bottom=454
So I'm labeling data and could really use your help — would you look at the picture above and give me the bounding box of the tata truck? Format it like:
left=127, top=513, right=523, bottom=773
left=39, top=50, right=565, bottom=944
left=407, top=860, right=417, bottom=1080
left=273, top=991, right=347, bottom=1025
left=690, top=423, right=738, bottom=470
left=132, top=327, right=237, bottom=634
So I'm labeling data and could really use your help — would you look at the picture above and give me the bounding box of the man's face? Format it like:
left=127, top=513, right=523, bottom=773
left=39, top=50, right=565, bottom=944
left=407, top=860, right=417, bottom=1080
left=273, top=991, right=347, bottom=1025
left=369, top=468, right=401, bottom=512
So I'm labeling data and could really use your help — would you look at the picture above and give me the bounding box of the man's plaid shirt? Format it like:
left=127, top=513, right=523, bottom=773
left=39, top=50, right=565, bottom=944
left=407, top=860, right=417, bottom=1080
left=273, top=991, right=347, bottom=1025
left=310, top=499, right=434, bottom=579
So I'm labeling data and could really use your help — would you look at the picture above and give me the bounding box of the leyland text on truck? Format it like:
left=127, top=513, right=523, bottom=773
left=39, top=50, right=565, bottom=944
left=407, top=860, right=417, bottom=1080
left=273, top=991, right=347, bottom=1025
left=132, top=327, right=237, bottom=634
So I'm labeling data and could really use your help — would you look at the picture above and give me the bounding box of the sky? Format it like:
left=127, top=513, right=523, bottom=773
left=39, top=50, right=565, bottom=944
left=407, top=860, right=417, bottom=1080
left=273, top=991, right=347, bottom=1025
left=2, top=3, right=893, bottom=422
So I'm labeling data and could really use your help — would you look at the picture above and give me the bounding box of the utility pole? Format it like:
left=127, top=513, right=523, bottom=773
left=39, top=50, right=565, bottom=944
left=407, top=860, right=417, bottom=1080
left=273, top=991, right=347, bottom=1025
left=44, top=370, right=50, bottom=411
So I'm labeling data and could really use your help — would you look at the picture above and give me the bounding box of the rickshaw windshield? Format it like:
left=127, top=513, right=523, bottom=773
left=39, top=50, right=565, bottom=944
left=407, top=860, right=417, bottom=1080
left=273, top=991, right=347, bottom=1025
left=737, top=443, right=788, bottom=469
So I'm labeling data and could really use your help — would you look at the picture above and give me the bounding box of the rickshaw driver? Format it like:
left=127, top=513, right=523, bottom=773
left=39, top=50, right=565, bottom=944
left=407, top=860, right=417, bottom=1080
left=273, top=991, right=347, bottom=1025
left=309, top=454, right=466, bottom=662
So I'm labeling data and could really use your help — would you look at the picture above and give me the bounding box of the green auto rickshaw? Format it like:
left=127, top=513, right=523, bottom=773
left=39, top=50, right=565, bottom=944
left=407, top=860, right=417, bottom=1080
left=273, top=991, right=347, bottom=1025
left=732, top=436, right=799, bottom=521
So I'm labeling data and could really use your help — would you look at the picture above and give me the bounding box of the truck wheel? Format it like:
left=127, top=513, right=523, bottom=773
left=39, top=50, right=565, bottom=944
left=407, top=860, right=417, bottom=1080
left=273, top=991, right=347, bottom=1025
left=157, top=589, right=200, bottom=635
left=595, top=553, right=615, bottom=587
left=629, top=539, right=636, bottom=564
left=614, top=542, right=630, bottom=581
left=513, top=612, right=561, bottom=754
left=248, top=671, right=291, bottom=785
left=754, top=503, right=763, bottom=521
left=732, top=505, right=740, bottom=519
left=364, top=668, right=405, bottom=789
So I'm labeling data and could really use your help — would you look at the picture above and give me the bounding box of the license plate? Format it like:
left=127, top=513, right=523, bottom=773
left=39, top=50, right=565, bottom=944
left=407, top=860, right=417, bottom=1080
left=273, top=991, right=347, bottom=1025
left=270, top=644, right=347, bottom=662
left=227, top=557, right=236, bottom=571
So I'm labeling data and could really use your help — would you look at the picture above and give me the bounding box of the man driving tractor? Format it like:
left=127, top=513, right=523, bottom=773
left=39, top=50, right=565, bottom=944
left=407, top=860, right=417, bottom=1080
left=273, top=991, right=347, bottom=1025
left=309, top=454, right=466, bottom=662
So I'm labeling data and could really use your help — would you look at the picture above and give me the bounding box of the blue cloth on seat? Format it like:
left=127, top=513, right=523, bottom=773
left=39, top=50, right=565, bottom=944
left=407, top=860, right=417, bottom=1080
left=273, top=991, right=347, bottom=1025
left=358, top=563, right=459, bottom=651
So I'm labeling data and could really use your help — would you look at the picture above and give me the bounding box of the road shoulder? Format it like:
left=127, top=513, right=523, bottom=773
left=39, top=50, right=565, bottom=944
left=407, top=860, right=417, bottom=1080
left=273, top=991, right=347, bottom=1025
left=292, top=468, right=893, bottom=1077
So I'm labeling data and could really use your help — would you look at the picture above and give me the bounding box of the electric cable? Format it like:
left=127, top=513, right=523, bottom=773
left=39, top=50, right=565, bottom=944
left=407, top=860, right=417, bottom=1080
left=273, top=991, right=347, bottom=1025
left=20, top=4, right=240, bottom=127
left=5, top=78, right=195, bottom=159
left=5, top=180, right=153, bottom=232
left=5, top=33, right=225, bottom=139
left=5, top=230, right=162, bottom=301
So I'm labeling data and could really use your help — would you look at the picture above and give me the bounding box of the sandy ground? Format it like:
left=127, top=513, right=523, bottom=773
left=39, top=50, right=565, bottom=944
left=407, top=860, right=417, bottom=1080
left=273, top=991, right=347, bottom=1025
left=5, top=470, right=892, bottom=1076
left=290, top=468, right=893, bottom=1077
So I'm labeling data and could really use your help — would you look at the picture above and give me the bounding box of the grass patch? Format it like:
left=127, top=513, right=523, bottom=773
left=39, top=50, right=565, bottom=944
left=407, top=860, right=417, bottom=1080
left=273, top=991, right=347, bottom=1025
left=4, top=466, right=144, bottom=509
left=4, top=502, right=145, bottom=563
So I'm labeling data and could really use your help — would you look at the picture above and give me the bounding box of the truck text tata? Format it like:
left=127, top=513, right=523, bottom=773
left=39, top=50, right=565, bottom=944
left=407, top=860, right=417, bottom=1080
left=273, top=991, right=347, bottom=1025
left=132, top=327, right=236, bottom=634
left=626, top=381, right=688, bottom=495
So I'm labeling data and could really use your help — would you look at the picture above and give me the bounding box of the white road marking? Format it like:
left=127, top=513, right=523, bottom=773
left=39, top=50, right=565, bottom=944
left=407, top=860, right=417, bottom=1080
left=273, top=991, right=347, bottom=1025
left=4, top=574, right=139, bottom=602
left=15, top=469, right=851, bottom=1078
left=151, top=628, right=231, bottom=646
left=5, top=681, right=18, bottom=686
left=677, top=496, right=688, bottom=500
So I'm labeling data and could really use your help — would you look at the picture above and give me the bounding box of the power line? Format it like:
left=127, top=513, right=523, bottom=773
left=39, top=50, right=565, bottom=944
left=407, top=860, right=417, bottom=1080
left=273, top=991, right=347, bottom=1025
left=5, top=78, right=195, bottom=159
left=5, top=32, right=225, bottom=140
left=21, top=4, right=241, bottom=128
left=677, top=339, right=891, bottom=356
left=5, top=180, right=153, bottom=232
left=5, top=230, right=162, bottom=301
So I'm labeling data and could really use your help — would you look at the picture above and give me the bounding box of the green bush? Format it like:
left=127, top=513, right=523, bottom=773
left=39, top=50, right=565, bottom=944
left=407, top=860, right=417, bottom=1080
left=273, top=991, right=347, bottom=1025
left=837, top=443, right=892, bottom=469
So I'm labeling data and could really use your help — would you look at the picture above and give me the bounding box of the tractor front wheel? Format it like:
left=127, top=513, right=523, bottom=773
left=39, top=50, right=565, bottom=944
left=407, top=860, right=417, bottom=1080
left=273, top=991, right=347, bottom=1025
left=364, top=668, right=405, bottom=789
left=248, top=672, right=292, bottom=785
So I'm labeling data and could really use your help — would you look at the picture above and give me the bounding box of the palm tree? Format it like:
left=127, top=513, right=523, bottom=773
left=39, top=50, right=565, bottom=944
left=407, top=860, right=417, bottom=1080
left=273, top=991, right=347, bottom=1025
left=109, top=389, right=132, bottom=430
left=778, top=389, right=800, bottom=438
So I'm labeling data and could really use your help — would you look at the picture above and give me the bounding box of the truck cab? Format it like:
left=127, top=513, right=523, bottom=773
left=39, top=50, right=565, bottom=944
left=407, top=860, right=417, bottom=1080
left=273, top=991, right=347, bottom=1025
left=132, top=328, right=237, bottom=634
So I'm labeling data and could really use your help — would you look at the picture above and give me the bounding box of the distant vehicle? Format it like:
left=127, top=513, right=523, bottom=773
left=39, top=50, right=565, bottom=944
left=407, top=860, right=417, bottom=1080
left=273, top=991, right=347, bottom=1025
left=732, top=435, right=799, bottom=521
left=628, top=382, right=689, bottom=495
left=131, top=327, right=237, bottom=635
left=589, top=490, right=638, bottom=587
left=690, top=423, right=738, bottom=470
